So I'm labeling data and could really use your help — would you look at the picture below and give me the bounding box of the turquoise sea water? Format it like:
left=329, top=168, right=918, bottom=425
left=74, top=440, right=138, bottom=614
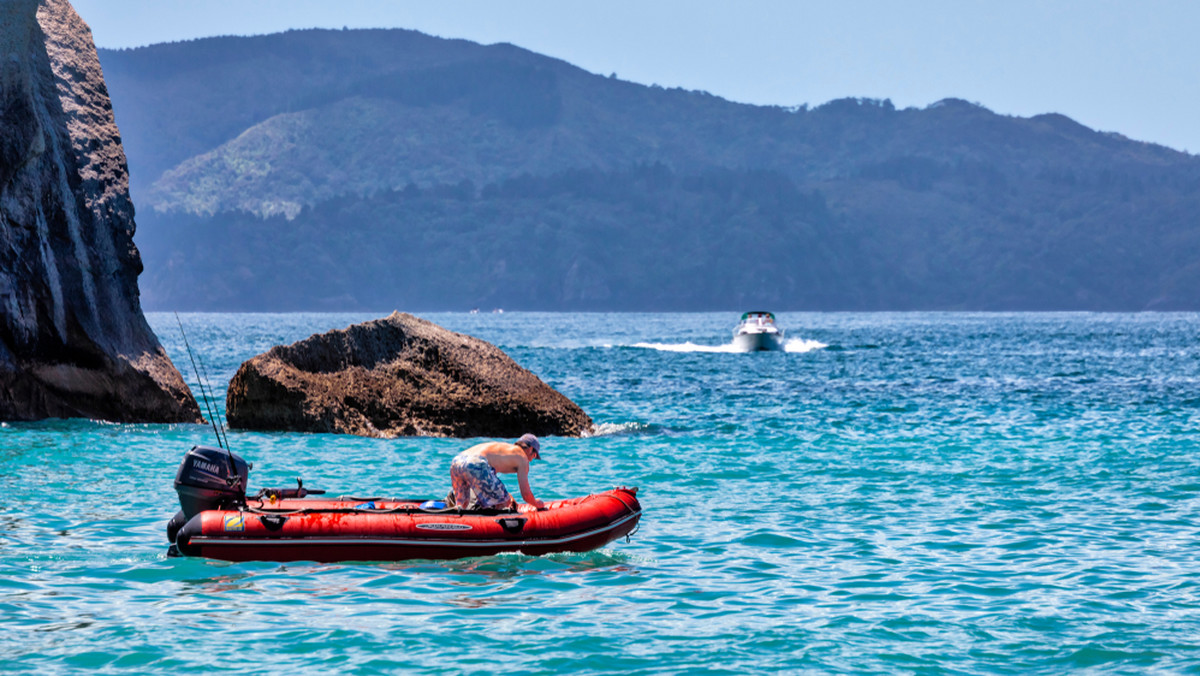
left=3, top=312, right=1200, bottom=674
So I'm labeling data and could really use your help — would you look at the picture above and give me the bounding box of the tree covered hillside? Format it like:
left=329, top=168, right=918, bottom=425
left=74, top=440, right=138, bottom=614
left=100, top=29, right=1200, bottom=311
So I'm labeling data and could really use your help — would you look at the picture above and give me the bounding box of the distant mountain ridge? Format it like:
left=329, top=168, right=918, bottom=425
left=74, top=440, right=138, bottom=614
left=99, top=29, right=1200, bottom=311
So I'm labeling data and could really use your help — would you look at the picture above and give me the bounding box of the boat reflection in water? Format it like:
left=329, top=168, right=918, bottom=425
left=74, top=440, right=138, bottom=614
left=732, top=311, right=785, bottom=352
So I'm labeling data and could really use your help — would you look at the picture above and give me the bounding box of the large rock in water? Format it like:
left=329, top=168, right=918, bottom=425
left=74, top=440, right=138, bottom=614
left=0, top=0, right=200, bottom=422
left=226, top=312, right=593, bottom=438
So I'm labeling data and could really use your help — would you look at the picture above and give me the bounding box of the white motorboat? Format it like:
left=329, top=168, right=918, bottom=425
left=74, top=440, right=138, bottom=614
left=732, top=311, right=785, bottom=351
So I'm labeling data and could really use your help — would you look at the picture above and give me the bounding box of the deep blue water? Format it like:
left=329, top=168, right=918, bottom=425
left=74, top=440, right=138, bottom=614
left=3, top=312, right=1200, bottom=673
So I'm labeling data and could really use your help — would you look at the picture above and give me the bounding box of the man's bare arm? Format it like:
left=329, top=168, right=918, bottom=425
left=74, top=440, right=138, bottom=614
left=515, top=461, right=544, bottom=508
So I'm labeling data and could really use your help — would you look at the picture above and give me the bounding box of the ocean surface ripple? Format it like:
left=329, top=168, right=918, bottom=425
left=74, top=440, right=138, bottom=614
left=2, top=312, right=1199, bottom=673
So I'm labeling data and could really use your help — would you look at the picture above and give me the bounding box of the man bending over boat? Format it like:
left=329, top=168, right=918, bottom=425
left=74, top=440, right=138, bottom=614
left=448, top=433, right=545, bottom=510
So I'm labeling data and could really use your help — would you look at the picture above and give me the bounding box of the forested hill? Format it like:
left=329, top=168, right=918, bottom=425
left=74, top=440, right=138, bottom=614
left=100, top=29, right=1200, bottom=311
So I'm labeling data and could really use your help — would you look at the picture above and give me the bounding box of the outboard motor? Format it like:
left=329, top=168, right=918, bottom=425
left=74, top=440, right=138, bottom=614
left=169, top=445, right=250, bottom=543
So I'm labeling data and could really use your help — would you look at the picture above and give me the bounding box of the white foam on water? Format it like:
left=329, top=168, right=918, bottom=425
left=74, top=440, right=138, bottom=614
left=630, top=338, right=827, bottom=353
left=584, top=422, right=653, bottom=437
left=784, top=338, right=828, bottom=353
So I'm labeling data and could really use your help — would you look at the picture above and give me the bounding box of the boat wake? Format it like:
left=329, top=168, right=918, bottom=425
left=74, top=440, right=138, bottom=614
left=783, top=338, right=828, bottom=353
left=631, top=341, right=742, bottom=353
left=585, top=422, right=661, bottom=437
left=630, top=338, right=827, bottom=354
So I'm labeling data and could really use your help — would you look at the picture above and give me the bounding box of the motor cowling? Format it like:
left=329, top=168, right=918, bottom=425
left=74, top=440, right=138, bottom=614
left=174, top=445, right=250, bottom=522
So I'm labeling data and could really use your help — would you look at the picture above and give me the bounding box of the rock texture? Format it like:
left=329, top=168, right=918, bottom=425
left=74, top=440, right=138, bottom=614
left=226, top=312, right=593, bottom=438
left=0, top=0, right=200, bottom=422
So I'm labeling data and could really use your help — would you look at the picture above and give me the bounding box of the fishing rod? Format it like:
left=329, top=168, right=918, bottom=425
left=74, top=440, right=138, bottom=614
left=175, top=313, right=239, bottom=486
left=193, top=335, right=231, bottom=451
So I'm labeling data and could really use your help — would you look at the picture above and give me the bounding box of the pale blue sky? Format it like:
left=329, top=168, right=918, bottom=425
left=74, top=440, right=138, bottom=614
left=73, top=0, right=1200, bottom=153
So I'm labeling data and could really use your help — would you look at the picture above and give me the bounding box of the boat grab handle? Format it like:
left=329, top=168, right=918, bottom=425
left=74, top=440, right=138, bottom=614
left=497, top=517, right=526, bottom=534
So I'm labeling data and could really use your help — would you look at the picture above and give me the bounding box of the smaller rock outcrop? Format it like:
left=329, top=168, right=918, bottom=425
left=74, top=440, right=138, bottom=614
left=225, top=312, right=592, bottom=438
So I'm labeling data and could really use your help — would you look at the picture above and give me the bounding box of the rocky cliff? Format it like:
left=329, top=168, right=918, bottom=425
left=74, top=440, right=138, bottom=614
left=226, top=312, right=593, bottom=438
left=0, top=0, right=199, bottom=422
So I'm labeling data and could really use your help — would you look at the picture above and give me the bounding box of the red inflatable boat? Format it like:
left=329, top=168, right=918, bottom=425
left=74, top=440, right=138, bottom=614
left=167, top=446, right=642, bottom=563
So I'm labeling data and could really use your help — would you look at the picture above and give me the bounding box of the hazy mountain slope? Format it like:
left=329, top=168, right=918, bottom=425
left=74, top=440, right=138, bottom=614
left=134, top=166, right=842, bottom=311
left=111, top=32, right=1191, bottom=221
left=132, top=162, right=1200, bottom=312
left=100, top=29, right=507, bottom=186
left=99, top=29, right=1200, bottom=311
